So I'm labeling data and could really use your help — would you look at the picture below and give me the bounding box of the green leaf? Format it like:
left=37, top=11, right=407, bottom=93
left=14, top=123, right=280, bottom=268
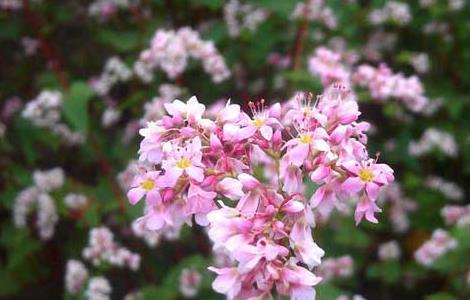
left=63, top=81, right=94, bottom=135
left=191, top=0, right=224, bottom=10
left=96, top=29, right=141, bottom=52
left=425, top=293, right=457, bottom=300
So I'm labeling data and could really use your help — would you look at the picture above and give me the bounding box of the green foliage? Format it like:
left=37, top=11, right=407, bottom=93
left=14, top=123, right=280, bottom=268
left=63, top=81, right=95, bottom=136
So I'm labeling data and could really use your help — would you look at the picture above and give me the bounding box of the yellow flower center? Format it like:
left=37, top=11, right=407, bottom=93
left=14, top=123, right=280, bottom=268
left=141, top=179, right=155, bottom=191
left=299, top=133, right=312, bottom=144
left=252, top=117, right=265, bottom=129
left=358, top=168, right=374, bottom=182
left=302, top=106, right=311, bottom=116
left=176, top=158, right=192, bottom=169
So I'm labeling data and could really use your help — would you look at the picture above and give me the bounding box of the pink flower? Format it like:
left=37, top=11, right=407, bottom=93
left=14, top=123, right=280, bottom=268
left=127, top=171, right=161, bottom=205
left=185, top=183, right=217, bottom=226
left=162, top=137, right=205, bottom=187
left=289, top=220, right=325, bottom=269
left=277, top=259, right=322, bottom=300
left=216, top=177, right=244, bottom=200
left=341, top=159, right=394, bottom=201
left=238, top=100, right=280, bottom=141
left=208, top=267, right=242, bottom=299
left=285, top=126, right=330, bottom=167
left=164, top=96, right=206, bottom=125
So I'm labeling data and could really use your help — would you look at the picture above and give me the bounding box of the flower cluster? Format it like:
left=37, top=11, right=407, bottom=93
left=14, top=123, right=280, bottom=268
left=291, top=0, right=337, bottom=29
left=307, top=47, right=429, bottom=112
left=88, top=0, right=131, bottom=21
left=82, top=227, right=141, bottom=271
left=135, top=27, right=230, bottom=83
left=441, top=205, right=470, bottom=227
left=368, top=1, right=412, bottom=26
left=415, top=229, right=457, bottom=266
left=378, top=240, right=401, bottom=261
left=224, top=0, right=269, bottom=37
left=13, top=168, right=64, bottom=240
left=425, top=176, right=464, bottom=202
left=316, top=256, right=354, bottom=282
left=308, top=47, right=350, bottom=87
left=85, top=276, right=112, bottom=300
left=353, top=63, right=428, bottom=112
left=22, top=90, right=83, bottom=145
left=128, top=86, right=394, bottom=298
left=64, top=193, right=89, bottom=211
left=380, top=183, right=416, bottom=232
left=409, top=128, right=458, bottom=157
left=179, top=268, right=203, bottom=298
left=65, top=259, right=89, bottom=295
left=90, top=57, right=132, bottom=96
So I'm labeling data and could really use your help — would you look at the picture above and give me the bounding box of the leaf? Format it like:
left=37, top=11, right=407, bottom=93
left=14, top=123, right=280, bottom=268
left=96, top=29, right=141, bottom=52
left=425, top=293, right=457, bottom=300
left=63, top=81, right=94, bottom=135
left=191, top=0, right=224, bottom=10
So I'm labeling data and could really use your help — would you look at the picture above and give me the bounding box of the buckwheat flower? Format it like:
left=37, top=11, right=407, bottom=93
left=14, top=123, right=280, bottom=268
left=449, top=0, right=465, bottom=10
left=308, top=47, right=350, bottom=87
left=285, top=125, right=330, bottom=167
left=65, top=259, right=88, bottom=295
left=316, top=256, right=353, bottom=281
left=85, top=276, right=112, bottom=300
left=101, top=106, right=121, bottom=128
left=291, top=0, right=337, bottom=29
left=368, top=1, right=411, bottom=26
left=223, top=0, right=269, bottom=37
left=289, top=220, right=325, bottom=269
left=37, top=193, right=58, bottom=240
left=162, top=137, right=205, bottom=187
left=208, top=267, right=242, bottom=299
left=378, top=240, right=401, bottom=261
left=238, top=100, right=280, bottom=141
left=33, top=167, right=65, bottom=192
left=64, top=193, right=88, bottom=210
left=410, top=53, right=430, bottom=74
left=13, top=186, right=39, bottom=228
left=131, top=220, right=161, bottom=247
left=127, top=170, right=162, bottom=205
left=21, top=36, right=39, bottom=56
left=83, top=227, right=141, bottom=270
left=179, top=268, right=202, bottom=298
left=163, top=96, right=206, bottom=125
left=425, top=176, right=463, bottom=201
left=277, top=259, right=322, bottom=300
left=415, top=229, right=457, bottom=266
left=341, top=159, right=394, bottom=203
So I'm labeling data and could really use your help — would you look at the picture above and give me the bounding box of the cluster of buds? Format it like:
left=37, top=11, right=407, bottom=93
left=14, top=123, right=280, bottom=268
left=88, top=0, right=131, bottom=21
left=223, top=0, right=269, bottom=37
left=13, top=168, right=64, bottom=240
left=308, top=47, right=429, bottom=113
left=368, top=1, right=412, bottom=26
left=128, top=83, right=394, bottom=299
left=409, top=128, right=458, bottom=158
left=65, top=260, right=89, bottom=295
left=415, top=229, right=457, bottom=266
left=135, top=27, right=230, bottom=83
left=377, top=240, right=401, bottom=261
left=353, top=63, right=428, bottom=112
left=90, top=56, right=132, bottom=96
left=291, top=0, right=337, bottom=29
left=441, top=205, right=470, bottom=227
left=22, top=90, right=83, bottom=145
left=82, top=227, right=141, bottom=271
left=316, top=256, right=354, bottom=282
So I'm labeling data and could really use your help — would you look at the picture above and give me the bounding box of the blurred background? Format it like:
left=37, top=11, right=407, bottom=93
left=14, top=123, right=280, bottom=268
left=1, top=0, right=470, bottom=299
